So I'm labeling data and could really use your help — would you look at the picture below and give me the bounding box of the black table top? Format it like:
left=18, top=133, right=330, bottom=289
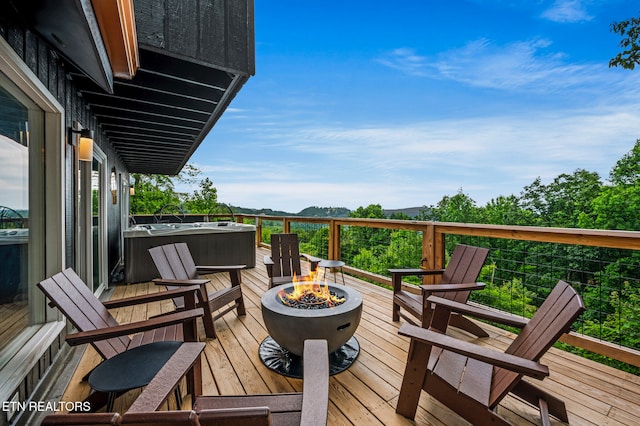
left=88, top=341, right=182, bottom=393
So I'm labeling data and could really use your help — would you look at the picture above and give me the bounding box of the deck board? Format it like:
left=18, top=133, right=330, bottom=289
left=57, top=247, right=640, bottom=425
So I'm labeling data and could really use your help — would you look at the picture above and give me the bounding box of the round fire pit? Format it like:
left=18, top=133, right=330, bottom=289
left=260, top=283, right=363, bottom=377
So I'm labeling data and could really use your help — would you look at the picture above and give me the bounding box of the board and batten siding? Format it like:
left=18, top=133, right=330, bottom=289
left=135, top=0, right=255, bottom=75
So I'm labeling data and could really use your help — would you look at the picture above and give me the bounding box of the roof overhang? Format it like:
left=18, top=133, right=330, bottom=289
left=8, top=0, right=116, bottom=93
left=71, top=47, right=250, bottom=174
left=7, top=0, right=254, bottom=175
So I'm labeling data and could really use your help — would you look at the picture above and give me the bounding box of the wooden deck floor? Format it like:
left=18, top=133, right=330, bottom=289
left=60, top=247, right=640, bottom=425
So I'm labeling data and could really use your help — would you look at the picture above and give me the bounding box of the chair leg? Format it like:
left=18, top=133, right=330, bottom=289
left=396, top=339, right=431, bottom=419
left=392, top=300, right=400, bottom=322
left=228, top=270, right=246, bottom=316
left=392, top=274, right=402, bottom=322
left=197, top=286, right=217, bottom=339
left=511, top=380, right=569, bottom=423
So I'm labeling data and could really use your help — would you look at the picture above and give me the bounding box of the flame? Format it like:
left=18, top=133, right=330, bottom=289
left=278, top=270, right=345, bottom=307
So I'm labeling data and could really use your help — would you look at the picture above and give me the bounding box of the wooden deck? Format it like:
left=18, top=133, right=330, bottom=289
left=60, top=247, right=640, bottom=425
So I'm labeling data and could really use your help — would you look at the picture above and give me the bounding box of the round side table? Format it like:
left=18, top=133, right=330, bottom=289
left=319, top=259, right=346, bottom=285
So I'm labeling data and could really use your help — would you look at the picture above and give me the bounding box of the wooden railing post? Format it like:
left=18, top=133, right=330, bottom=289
left=421, top=223, right=437, bottom=284
left=283, top=218, right=291, bottom=233
left=329, top=220, right=340, bottom=260
left=255, top=216, right=262, bottom=247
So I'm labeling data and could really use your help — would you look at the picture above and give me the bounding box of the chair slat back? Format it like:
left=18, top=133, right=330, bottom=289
left=437, top=245, right=489, bottom=302
left=270, top=234, right=302, bottom=279
left=149, top=243, right=200, bottom=309
left=489, top=280, right=585, bottom=406
left=149, top=243, right=199, bottom=282
left=38, top=268, right=130, bottom=359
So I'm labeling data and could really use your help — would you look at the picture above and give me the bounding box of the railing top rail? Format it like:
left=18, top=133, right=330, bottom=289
left=240, top=213, right=640, bottom=250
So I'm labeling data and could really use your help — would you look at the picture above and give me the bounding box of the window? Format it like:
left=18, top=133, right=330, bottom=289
left=0, top=37, right=64, bottom=394
left=0, top=73, right=42, bottom=347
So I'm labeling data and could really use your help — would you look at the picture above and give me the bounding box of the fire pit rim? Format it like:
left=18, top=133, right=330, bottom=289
left=261, top=283, right=363, bottom=318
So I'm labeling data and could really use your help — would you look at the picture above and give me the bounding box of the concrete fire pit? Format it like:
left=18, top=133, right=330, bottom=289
left=260, top=282, right=363, bottom=377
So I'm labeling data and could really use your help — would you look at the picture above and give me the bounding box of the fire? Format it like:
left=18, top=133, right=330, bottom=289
left=278, top=270, right=345, bottom=308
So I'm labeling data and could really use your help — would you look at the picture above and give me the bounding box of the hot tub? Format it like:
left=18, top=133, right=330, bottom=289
left=124, top=222, right=256, bottom=283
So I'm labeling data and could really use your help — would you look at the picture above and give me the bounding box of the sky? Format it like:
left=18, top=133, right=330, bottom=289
left=188, top=0, right=640, bottom=214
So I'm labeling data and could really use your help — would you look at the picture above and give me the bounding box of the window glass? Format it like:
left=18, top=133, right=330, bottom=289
left=0, top=83, right=30, bottom=344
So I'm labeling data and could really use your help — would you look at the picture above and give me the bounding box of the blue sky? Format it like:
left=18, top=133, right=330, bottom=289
left=189, top=0, right=640, bottom=213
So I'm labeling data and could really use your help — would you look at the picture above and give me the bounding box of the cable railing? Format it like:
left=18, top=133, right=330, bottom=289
left=242, top=213, right=640, bottom=370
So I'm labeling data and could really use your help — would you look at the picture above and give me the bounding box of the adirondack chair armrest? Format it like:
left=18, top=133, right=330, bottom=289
left=264, top=256, right=274, bottom=278
left=302, top=254, right=322, bottom=271
left=388, top=268, right=446, bottom=277
left=65, top=308, right=204, bottom=346
left=128, top=342, right=206, bottom=413
left=198, top=408, right=272, bottom=424
left=196, top=264, right=246, bottom=273
left=398, top=324, right=549, bottom=380
left=102, top=285, right=202, bottom=308
left=121, top=411, right=199, bottom=424
left=152, top=278, right=210, bottom=287
left=427, top=295, right=529, bottom=328
left=419, top=282, right=486, bottom=293
left=41, top=413, right=122, bottom=425
left=300, top=339, right=329, bottom=426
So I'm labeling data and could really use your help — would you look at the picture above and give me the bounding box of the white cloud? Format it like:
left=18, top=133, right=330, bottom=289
left=541, top=0, right=593, bottom=23
left=377, top=37, right=620, bottom=94
left=199, top=105, right=640, bottom=212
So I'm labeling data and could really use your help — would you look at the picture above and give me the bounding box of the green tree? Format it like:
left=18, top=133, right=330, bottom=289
left=608, top=139, right=640, bottom=185
left=579, top=184, right=640, bottom=230
left=578, top=141, right=640, bottom=230
left=520, top=170, right=602, bottom=227
left=347, top=204, right=391, bottom=255
left=609, top=17, right=640, bottom=70
left=184, top=177, right=218, bottom=214
left=130, top=163, right=204, bottom=215
left=420, top=189, right=480, bottom=223
left=479, top=195, right=536, bottom=226
left=130, top=173, right=183, bottom=214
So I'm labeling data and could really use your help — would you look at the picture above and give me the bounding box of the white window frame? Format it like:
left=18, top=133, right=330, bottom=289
left=0, top=36, right=66, bottom=403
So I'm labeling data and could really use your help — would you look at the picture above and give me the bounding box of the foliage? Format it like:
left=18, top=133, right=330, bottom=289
left=608, top=139, right=640, bottom=185
left=470, top=273, right=537, bottom=319
left=184, top=177, right=218, bottom=214
left=519, top=169, right=602, bottom=227
left=419, top=189, right=480, bottom=223
left=609, top=17, right=640, bottom=70
left=129, top=173, right=183, bottom=215
left=137, top=139, right=640, bottom=374
left=130, top=164, right=219, bottom=215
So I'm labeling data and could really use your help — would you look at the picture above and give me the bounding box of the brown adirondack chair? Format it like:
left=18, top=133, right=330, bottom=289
left=148, top=242, right=246, bottom=339
left=38, top=268, right=203, bottom=361
left=396, top=280, right=585, bottom=425
left=264, top=233, right=322, bottom=288
left=42, top=339, right=330, bottom=426
left=194, top=339, right=329, bottom=426
left=41, top=411, right=201, bottom=425
left=389, top=244, right=490, bottom=337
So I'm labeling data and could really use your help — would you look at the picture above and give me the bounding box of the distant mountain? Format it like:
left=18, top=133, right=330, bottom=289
left=231, top=205, right=350, bottom=217
left=231, top=206, right=293, bottom=216
left=297, top=206, right=351, bottom=217
left=383, top=207, right=424, bottom=218
left=232, top=205, right=425, bottom=218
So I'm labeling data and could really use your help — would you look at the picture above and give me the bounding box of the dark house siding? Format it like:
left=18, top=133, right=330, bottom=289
left=135, top=0, right=255, bottom=75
